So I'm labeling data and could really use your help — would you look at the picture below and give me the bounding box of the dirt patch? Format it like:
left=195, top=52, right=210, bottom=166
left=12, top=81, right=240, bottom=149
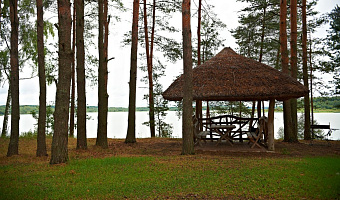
left=74, top=138, right=340, bottom=159
left=0, top=137, right=339, bottom=165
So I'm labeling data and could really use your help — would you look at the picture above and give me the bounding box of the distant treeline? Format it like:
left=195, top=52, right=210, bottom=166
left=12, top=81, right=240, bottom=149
left=0, top=105, right=179, bottom=115
left=0, top=96, right=339, bottom=115
left=310, top=96, right=340, bottom=110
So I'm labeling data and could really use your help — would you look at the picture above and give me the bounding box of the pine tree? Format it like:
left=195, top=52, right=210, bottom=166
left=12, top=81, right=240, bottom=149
left=302, top=0, right=311, bottom=140
left=36, top=0, right=48, bottom=156
left=7, top=0, right=19, bottom=157
left=126, top=0, right=140, bottom=143
left=50, top=0, right=72, bottom=164
left=142, top=0, right=156, bottom=138
left=289, top=0, right=298, bottom=142
left=322, top=5, right=340, bottom=94
left=96, top=0, right=108, bottom=148
left=181, top=0, right=194, bottom=155
left=69, top=1, right=76, bottom=138
left=76, top=0, right=87, bottom=149
left=280, top=0, right=293, bottom=142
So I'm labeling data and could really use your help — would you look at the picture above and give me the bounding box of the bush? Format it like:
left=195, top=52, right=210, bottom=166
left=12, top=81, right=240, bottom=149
left=20, top=130, right=37, bottom=138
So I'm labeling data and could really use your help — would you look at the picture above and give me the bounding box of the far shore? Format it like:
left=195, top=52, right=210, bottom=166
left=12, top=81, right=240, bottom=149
left=0, top=105, right=339, bottom=116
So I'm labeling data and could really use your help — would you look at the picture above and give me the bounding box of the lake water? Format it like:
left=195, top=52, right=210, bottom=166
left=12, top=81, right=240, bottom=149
left=0, top=111, right=339, bottom=140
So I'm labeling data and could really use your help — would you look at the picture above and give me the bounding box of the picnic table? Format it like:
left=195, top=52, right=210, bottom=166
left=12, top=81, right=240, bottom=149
left=210, top=124, right=236, bottom=146
left=198, top=115, right=259, bottom=142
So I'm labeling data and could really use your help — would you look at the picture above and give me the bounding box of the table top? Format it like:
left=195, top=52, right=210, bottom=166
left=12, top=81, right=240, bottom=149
left=210, top=124, right=236, bottom=129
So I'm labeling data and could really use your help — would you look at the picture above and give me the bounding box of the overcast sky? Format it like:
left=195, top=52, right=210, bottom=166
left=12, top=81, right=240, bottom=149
left=0, top=0, right=339, bottom=107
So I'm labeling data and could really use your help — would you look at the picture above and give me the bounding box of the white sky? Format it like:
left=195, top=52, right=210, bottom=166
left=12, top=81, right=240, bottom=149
left=0, top=0, right=339, bottom=107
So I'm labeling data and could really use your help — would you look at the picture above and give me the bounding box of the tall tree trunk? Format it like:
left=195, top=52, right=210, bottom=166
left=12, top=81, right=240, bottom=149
left=181, top=0, right=194, bottom=155
left=126, top=0, right=139, bottom=143
left=302, top=0, right=311, bottom=140
left=309, top=35, right=314, bottom=134
left=289, top=0, right=298, bottom=142
left=96, top=0, right=108, bottom=148
left=7, top=0, right=19, bottom=157
left=149, top=0, right=156, bottom=137
left=0, top=0, right=2, bottom=32
left=36, top=0, right=47, bottom=157
left=275, top=42, right=280, bottom=69
left=69, top=1, right=76, bottom=138
left=257, top=6, right=266, bottom=121
left=195, top=0, right=202, bottom=129
left=280, top=0, right=293, bottom=142
left=50, top=0, right=72, bottom=164
left=76, top=0, right=87, bottom=149
left=197, top=0, right=201, bottom=66
left=1, top=85, right=11, bottom=138
left=143, top=0, right=155, bottom=138
left=259, top=6, right=266, bottom=63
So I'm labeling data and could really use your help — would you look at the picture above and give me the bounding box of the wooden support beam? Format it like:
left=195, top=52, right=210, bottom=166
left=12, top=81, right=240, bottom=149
left=195, top=100, right=203, bottom=131
left=268, top=99, right=275, bottom=151
left=257, top=100, right=261, bottom=118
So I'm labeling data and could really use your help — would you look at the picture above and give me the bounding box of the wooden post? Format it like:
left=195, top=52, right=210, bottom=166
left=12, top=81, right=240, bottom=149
left=206, top=101, right=210, bottom=118
left=257, top=101, right=261, bottom=118
left=239, top=101, right=243, bottom=142
left=195, top=100, right=203, bottom=131
left=267, top=99, right=275, bottom=151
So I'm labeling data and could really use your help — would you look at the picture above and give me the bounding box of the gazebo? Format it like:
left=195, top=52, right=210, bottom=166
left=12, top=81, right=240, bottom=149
left=162, top=47, right=308, bottom=151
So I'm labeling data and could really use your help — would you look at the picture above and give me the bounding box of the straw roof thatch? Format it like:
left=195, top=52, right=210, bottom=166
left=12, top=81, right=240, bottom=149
left=163, top=47, right=308, bottom=101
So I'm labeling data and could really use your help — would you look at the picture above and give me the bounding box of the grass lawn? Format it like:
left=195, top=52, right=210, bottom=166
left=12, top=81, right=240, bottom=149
left=0, top=138, right=339, bottom=199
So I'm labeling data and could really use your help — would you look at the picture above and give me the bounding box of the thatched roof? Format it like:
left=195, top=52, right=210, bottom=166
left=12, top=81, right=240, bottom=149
left=163, top=47, right=308, bottom=101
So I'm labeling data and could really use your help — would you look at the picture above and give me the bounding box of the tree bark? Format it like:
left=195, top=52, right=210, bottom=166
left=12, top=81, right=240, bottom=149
left=76, top=0, right=87, bottom=149
left=309, top=35, right=314, bottom=136
left=143, top=0, right=156, bottom=138
left=181, top=0, right=194, bottom=155
left=96, top=0, right=108, bottom=148
left=1, top=85, right=10, bottom=138
left=126, top=0, right=140, bottom=143
left=302, top=0, right=311, bottom=140
left=36, top=0, right=47, bottom=157
left=7, top=0, right=19, bottom=157
left=259, top=6, right=266, bottom=63
left=50, top=0, right=72, bottom=164
left=197, top=0, right=201, bottom=66
left=280, top=0, right=293, bottom=142
left=289, top=0, right=298, bottom=142
left=267, top=99, right=275, bottom=151
left=196, top=0, right=202, bottom=128
left=275, top=42, right=280, bottom=70
left=149, top=0, right=156, bottom=138
left=69, top=1, right=76, bottom=138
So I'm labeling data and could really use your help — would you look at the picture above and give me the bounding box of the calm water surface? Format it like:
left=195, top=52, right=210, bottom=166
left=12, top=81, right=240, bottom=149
left=0, top=111, right=339, bottom=140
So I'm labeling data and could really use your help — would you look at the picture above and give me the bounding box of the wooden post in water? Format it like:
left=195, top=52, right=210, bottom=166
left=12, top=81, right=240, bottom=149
left=267, top=99, right=275, bottom=151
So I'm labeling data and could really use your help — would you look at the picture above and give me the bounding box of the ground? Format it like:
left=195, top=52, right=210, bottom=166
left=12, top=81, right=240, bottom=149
left=1, top=137, right=339, bottom=165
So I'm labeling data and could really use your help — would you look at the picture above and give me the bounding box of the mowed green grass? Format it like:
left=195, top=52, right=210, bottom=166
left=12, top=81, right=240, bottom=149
left=0, top=155, right=339, bottom=199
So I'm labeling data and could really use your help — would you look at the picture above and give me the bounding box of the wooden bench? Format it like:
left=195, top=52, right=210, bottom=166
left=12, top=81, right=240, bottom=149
left=193, top=117, right=210, bottom=146
left=247, top=130, right=262, bottom=148
left=310, top=124, right=332, bottom=146
left=247, top=117, right=267, bottom=149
